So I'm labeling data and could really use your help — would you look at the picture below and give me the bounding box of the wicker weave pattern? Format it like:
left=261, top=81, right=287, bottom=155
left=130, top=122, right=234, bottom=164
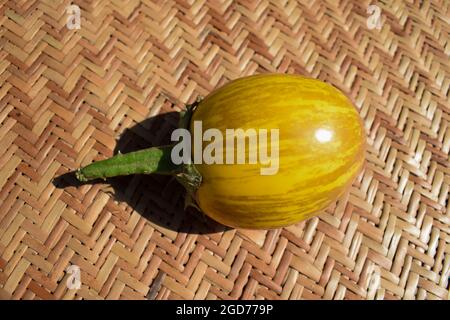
left=0, top=0, right=449, bottom=300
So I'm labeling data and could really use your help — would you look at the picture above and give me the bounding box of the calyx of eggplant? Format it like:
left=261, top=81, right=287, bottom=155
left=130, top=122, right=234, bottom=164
left=75, top=98, right=204, bottom=210
left=173, top=98, right=202, bottom=210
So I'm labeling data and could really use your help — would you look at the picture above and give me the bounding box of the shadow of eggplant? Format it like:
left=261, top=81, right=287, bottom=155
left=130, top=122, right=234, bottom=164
left=53, top=111, right=229, bottom=235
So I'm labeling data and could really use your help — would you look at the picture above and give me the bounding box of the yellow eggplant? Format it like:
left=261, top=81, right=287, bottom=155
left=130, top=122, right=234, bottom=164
left=76, top=74, right=366, bottom=229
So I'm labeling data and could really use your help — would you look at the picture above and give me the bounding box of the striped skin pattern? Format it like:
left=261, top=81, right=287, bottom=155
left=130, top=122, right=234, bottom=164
left=190, top=74, right=366, bottom=229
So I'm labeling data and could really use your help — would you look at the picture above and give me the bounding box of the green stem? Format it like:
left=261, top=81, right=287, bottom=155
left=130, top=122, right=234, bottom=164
left=76, top=145, right=179, bottom=182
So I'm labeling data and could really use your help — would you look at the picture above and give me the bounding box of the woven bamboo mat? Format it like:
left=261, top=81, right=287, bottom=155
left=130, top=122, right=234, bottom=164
left=0, top=0, right=449, bottom=300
